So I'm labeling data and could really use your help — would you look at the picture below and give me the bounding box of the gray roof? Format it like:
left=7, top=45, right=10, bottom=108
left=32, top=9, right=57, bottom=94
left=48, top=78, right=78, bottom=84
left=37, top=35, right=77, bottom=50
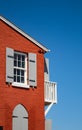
left=0, top=16, right=49, bottom=53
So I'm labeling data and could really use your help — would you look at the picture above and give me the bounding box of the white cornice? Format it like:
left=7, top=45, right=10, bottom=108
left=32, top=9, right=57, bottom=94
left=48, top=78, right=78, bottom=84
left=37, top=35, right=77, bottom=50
left=0, top=16, right=50, bottom=53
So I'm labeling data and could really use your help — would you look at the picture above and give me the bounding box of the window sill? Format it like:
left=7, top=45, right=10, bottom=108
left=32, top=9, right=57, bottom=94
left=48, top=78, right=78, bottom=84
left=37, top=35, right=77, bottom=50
left=12, top=83, right=29, bottom=89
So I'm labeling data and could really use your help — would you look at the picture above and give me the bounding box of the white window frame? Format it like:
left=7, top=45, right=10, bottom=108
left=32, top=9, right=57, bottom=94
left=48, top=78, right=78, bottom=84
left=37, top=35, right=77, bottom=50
left=12, top=51, right=29, bottom=88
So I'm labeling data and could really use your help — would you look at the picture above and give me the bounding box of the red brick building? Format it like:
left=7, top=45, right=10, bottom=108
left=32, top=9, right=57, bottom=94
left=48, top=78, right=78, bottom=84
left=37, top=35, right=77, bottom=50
left=0, top=16, right=57, bottom=130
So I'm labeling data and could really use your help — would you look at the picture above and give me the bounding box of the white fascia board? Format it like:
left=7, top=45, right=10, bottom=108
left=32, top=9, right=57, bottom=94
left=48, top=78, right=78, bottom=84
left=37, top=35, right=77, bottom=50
left=0, top=16, right=49, bottom=53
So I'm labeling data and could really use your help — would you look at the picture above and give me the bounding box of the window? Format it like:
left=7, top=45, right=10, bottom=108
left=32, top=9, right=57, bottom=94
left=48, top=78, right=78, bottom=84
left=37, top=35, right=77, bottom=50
left=12, top=51, right=28, bottom=88
left=14, top=52, right=27, bottom=84
left=6, top=47, right=37, bottom=88
left=0, top=126, right=3, bottom=130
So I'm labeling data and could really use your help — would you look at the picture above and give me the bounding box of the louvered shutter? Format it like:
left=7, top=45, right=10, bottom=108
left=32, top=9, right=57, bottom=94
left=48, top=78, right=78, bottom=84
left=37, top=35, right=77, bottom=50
left=6, top=47, right=14, bottom=83
left=28, top=53, right=37, bottom=86
left=44, top=58, right=49, bottom=81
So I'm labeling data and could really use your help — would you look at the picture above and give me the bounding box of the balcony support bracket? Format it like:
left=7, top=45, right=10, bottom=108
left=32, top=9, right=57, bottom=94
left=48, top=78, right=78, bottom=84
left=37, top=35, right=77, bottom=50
left=45, top=103, right=54, bottom=117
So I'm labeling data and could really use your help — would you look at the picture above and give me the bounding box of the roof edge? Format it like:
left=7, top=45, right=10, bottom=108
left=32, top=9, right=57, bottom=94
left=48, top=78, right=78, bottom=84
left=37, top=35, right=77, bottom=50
left=0, top=16, right=50, bottom=53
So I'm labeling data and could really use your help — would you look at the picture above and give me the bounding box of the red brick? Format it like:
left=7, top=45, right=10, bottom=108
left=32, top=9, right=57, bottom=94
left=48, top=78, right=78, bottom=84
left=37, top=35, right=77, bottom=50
left=0, top=20, right=45, bottom=130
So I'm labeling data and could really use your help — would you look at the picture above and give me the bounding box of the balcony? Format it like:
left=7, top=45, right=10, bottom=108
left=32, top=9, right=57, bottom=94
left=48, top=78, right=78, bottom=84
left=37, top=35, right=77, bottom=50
left=44, top=81, right=57, bottom=105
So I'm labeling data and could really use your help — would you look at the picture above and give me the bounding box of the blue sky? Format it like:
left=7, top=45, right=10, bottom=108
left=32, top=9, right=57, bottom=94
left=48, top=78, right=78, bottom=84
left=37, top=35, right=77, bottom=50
left=0, top=0, right=82, bottom=130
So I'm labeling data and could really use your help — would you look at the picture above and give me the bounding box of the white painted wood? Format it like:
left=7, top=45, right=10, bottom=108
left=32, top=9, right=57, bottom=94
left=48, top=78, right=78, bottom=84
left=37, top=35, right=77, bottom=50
left=28, top=53, right=37, bottom=86
left=12, top=104, right=28, bottom=130
left=6, top=47, right=14, bottom=83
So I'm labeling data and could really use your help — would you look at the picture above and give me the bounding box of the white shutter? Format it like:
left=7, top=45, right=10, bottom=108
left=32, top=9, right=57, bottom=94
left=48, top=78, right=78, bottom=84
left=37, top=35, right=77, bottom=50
left=13, top=104, right=28, bottom=130
left=28, top=53, right=37, bottom=86
left=44, top=58, right=49, bottom=81
left=6, top=47, right=14, bottom=83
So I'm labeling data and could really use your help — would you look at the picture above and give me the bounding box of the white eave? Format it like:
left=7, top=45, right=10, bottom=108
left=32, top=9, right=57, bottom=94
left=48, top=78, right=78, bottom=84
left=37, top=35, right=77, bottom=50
left=0, top=16, right=49, bottom=53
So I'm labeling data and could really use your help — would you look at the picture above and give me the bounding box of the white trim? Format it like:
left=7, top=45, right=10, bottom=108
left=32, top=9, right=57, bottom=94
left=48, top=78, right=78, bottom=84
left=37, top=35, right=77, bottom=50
left=25, top=54, right=27, bottom=85
left=0, top=16, right=49, bottom=52
left=12, top=82, right=29, bottom=88
left=14, top=51, right=26, bottom=56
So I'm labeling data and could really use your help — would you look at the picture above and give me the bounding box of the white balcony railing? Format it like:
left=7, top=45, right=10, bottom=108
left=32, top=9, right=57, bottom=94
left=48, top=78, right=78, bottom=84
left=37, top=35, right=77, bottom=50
left=44, top=81, right=57, bottom=105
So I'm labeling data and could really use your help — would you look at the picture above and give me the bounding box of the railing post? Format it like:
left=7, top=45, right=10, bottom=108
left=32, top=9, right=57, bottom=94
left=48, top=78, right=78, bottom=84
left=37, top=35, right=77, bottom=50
left=55, top=83, right=57, bottom=103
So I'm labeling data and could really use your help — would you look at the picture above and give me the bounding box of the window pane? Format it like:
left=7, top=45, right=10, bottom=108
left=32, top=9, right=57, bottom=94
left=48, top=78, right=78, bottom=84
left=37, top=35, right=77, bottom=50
left=14, top=53, right=17, bottom=60
left=17, top=76, right=20, bottom=82
left=21, top=70, right=24, bottom=76
left=18, top=54, right=21, bottom=61
left=18, top=61, right=21, bottom=67
left=14, top=76, right=16, bottom=82
left=14, top=60, right=17, bottom=66
left=17, top=69, right=20, bottom=75
left=22, top=55, right=25, bottom=61
left=21, top=77, right=24, bottom=83
left=22, top=62, right=25, bottom=68
left=14, top=69, right=16, bottom=75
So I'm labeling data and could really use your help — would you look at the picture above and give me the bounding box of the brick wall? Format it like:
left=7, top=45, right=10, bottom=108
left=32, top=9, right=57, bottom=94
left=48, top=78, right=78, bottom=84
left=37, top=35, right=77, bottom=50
left=0, top=20, right=45, bottom=130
